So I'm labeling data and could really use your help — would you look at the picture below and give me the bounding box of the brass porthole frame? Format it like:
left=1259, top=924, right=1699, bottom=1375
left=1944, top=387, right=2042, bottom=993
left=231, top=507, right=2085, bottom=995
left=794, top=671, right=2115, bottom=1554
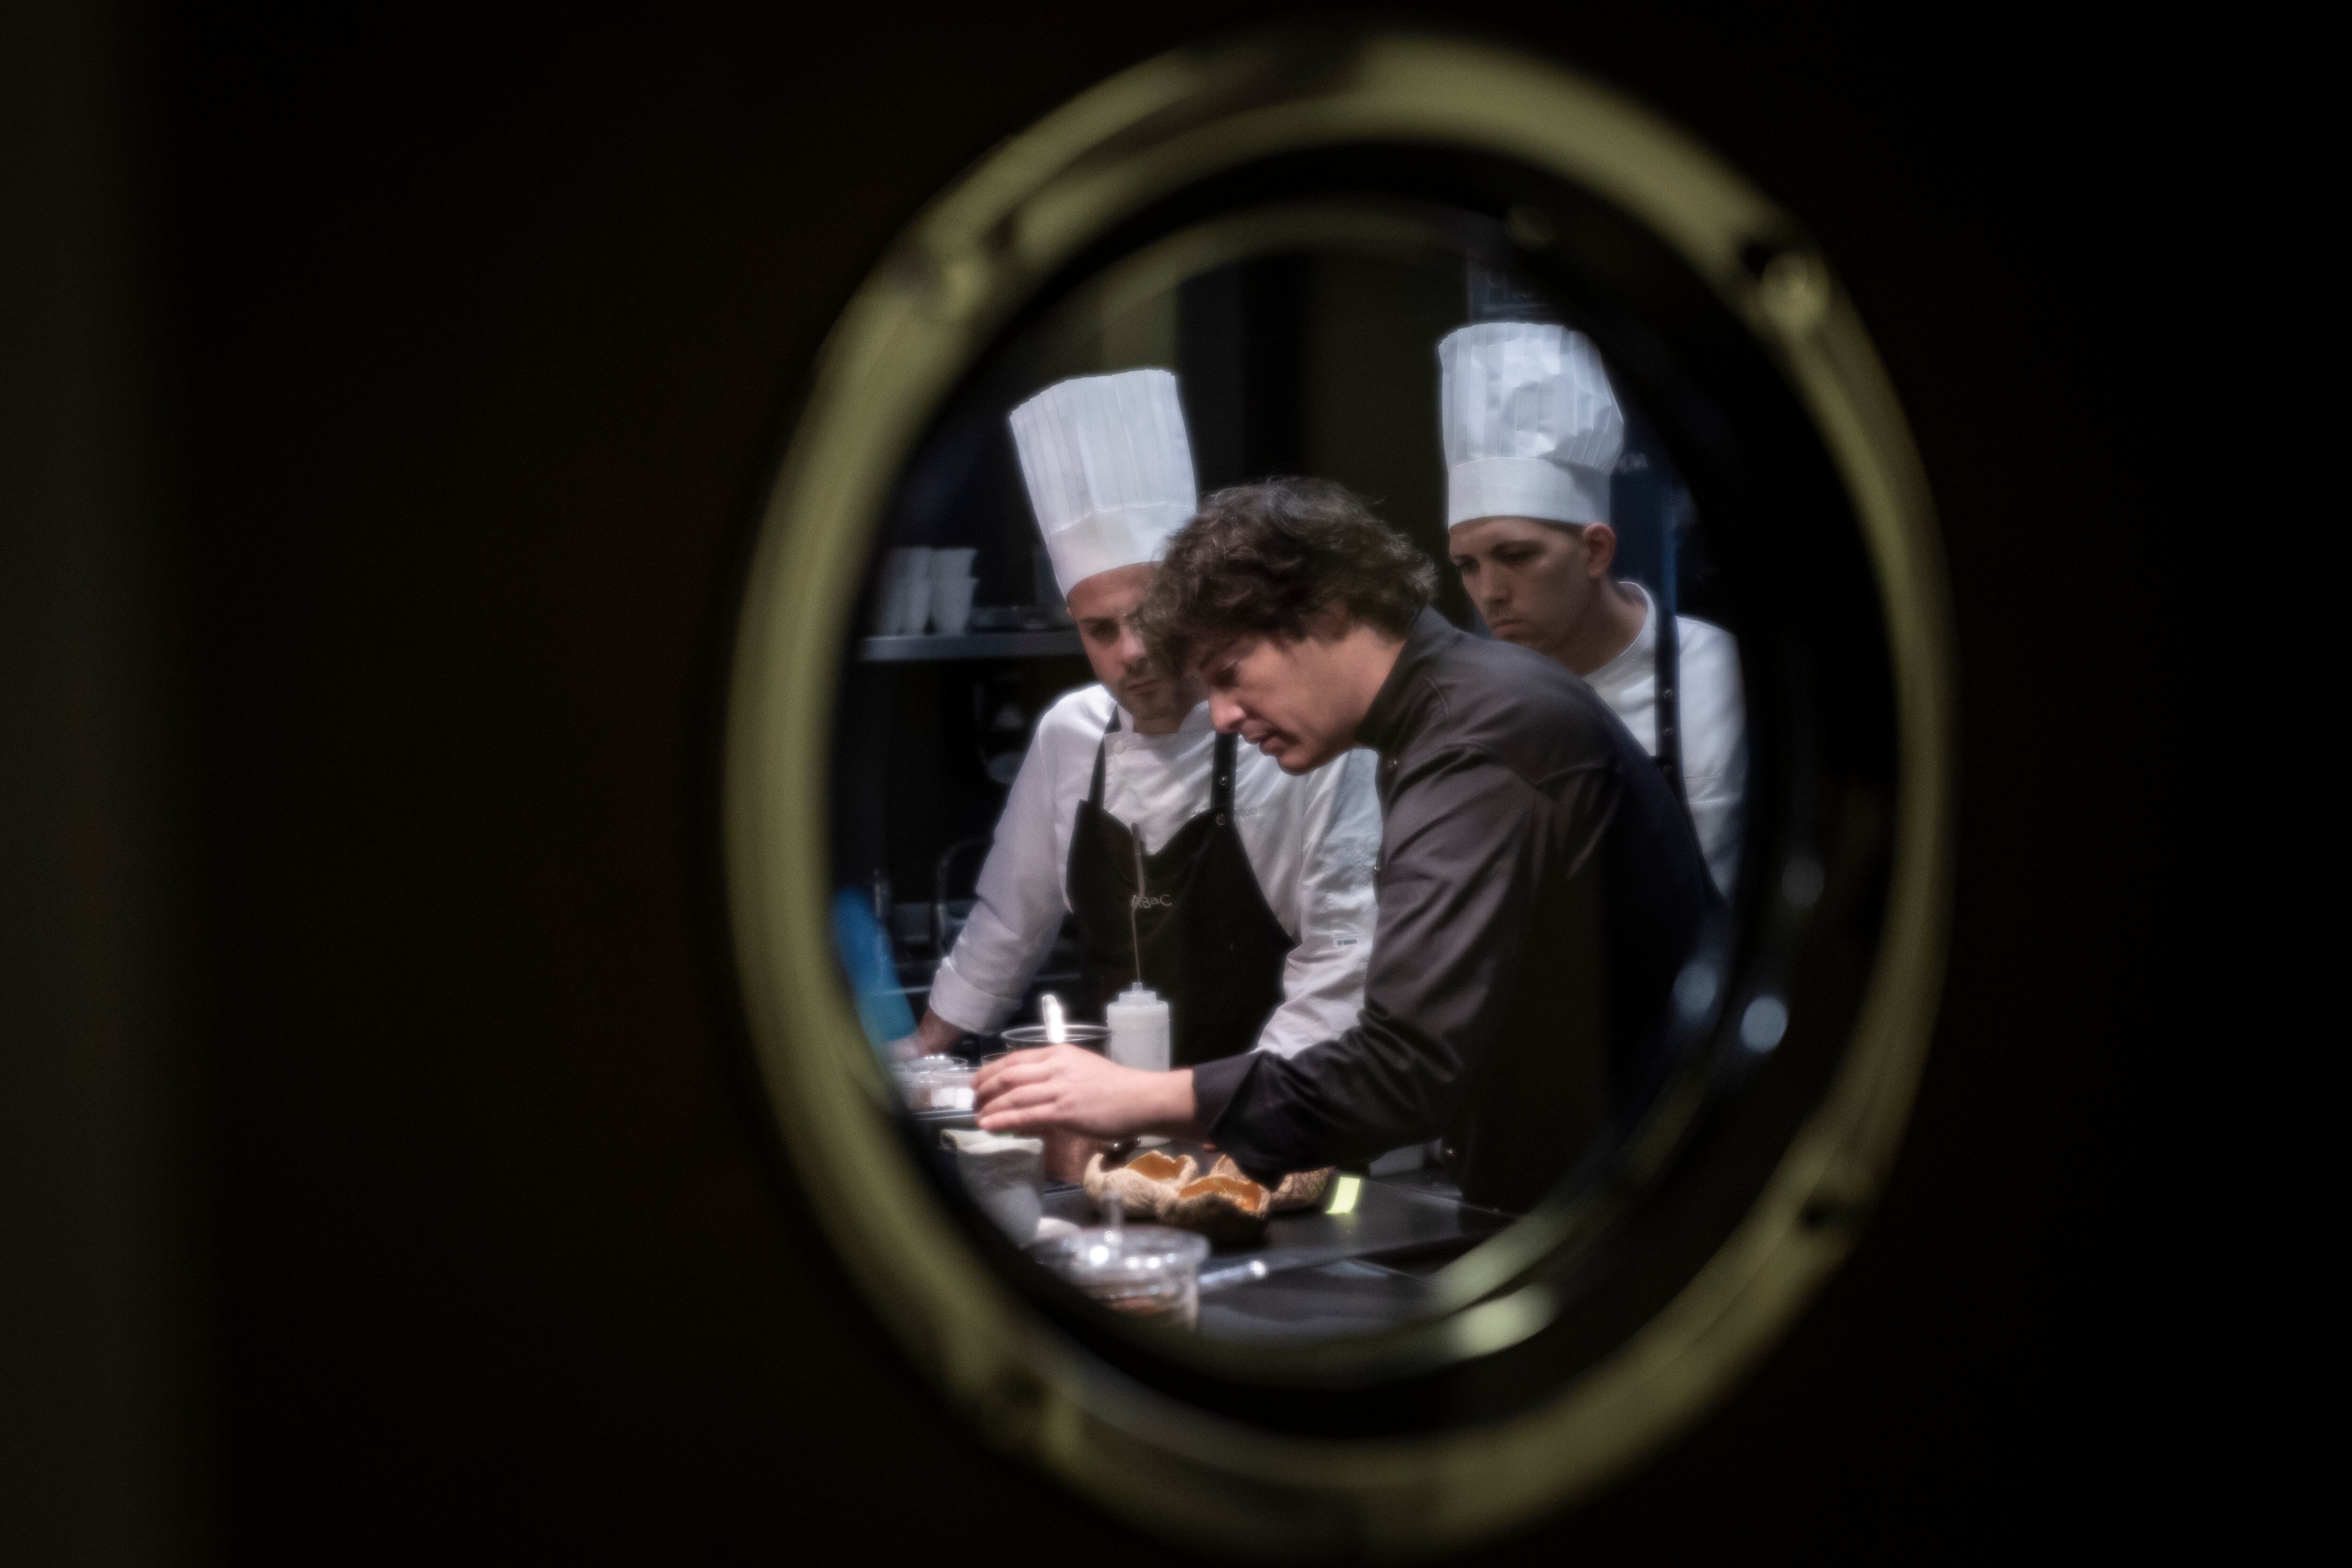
left=724, top=28, right=1954, bottom=1559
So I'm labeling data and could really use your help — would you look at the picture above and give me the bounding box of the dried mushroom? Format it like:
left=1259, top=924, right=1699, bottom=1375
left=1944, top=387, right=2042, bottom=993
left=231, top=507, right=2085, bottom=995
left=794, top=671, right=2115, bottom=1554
left=1158, top=1172, right=1271, bottom=1245
left=1269, top=1167, right=1335, bottom=1213
left=1082, top=1149, right=1197, bottom=1218
left=1206, top=1155, right=1335, bottom=1213
left=1122, top=1150, right=1193, bottom=1183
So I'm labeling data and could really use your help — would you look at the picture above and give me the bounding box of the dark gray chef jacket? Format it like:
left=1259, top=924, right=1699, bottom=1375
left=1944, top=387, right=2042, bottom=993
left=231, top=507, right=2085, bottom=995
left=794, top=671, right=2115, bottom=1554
left=1189, top=608, right=1715, bottom=1212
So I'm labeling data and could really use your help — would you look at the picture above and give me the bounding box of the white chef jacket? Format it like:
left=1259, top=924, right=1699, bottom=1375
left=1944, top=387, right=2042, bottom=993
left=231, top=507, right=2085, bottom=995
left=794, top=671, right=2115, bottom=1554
left=1584, top=583, right=1748, bottom=897
left=927, top=685, right=1383, bottom=1057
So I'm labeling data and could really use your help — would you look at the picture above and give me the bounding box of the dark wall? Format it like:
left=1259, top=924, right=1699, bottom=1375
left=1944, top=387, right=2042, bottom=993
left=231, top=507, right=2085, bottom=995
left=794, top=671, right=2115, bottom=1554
left=1180, top=256, right=1308, bottom=491
left=1299, top=251, right=1477, bottom=627
left=4, top=4, right=2198, bottom=1560
left=3, top=3, right=199, bottom=1560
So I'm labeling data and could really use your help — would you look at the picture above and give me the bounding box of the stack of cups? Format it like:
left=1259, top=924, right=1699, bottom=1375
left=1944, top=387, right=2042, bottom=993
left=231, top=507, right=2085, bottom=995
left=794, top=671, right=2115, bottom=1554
left=928, top=548, right=977, bottom=635
left=871, top=548, right=927, bottom=636
left=870, top=547, right=981, bottom=636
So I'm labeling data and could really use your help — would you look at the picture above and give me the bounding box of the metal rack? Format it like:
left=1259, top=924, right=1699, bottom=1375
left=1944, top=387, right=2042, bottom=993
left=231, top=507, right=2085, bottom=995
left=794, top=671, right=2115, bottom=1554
left=858, top=630, right=1082, bottom=663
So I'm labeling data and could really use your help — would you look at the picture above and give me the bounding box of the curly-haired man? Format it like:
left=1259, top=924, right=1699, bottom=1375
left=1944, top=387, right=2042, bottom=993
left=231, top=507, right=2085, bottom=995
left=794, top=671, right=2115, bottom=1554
left=975, top=478, right=1715, bottom=1211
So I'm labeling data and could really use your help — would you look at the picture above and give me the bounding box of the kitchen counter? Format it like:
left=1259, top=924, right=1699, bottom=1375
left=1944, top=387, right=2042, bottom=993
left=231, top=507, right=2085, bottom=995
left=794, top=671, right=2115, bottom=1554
left=916, top=1113, right=1513, bottom=1340
left=1035, top=1142, right=1511, bottom=1341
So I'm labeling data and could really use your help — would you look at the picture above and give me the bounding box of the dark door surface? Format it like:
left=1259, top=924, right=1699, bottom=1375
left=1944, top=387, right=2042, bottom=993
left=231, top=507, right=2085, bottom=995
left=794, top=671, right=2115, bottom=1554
left=3, top=5, right=2203, bottom=1560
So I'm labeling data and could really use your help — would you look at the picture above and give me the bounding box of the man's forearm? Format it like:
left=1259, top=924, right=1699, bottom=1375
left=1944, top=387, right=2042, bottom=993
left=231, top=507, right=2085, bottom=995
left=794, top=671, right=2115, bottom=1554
left=1133, top=1067, right=1202, bottom=1138
left=1079, top=1063, right=1201, bottom=1141
left=926, top=751, right=1067, bottom=1035
left=912, top=1009, right=967, bottom=1054
left=972, top=1049, right=1203, bottom=1142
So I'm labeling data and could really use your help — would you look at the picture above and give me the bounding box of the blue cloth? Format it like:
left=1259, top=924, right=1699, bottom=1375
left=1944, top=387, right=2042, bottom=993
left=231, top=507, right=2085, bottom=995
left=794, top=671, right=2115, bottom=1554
left=832, top=889, right=917, bottom=1048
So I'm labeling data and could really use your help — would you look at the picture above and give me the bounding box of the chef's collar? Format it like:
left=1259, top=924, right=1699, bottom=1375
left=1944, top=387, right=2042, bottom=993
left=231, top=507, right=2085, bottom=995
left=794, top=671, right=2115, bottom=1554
left=1111, top=695, right=1216, bottom=738
left=1355, top=608, right=1462, bottom=756
left=1583, top=582, right=1656, bottom=692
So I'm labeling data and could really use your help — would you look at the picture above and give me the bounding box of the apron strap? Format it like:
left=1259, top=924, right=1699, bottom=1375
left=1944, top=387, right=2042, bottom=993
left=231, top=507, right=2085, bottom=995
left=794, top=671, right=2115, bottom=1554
left=1087, top=709, right=1121, bottom=807
left=1654, top=595, right=1686, bottom=808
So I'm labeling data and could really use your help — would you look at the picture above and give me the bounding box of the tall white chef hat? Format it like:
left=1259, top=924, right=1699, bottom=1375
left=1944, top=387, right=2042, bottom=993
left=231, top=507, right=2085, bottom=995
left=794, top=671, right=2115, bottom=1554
left=1438, top=322, right=1625, bottom=529
left=1009, top=368, right=1199, bottom=598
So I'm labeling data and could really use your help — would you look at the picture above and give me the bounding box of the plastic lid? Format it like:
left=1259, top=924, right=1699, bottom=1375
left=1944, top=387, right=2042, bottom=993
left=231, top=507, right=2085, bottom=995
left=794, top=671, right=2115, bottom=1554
left=940, top=1128, right=1041, bottom=1155
left=1034, top=1224, right=1209, bottom=1287
left=1113, top=984, right=1164, bottom=1004
left=999, top=1022, right=1109, bottom=1045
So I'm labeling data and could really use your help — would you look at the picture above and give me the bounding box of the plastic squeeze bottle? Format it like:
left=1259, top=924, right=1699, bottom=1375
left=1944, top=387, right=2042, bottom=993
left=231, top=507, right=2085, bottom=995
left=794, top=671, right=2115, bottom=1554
left=1105, top=984, right=1172, bottom=1073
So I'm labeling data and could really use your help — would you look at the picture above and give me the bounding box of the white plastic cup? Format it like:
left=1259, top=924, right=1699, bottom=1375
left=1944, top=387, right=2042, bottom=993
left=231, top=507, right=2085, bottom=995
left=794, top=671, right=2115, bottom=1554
left=871, top=547, right=916, bottom=635
left=942, top=1129, right=1045, bottom=1243
left=888, top=573, right=925, bottom=636
left=932, top=547, right=978, bottom=579
left=930, top=574, right=978, bottom=636
left=890, top=549, right=936, bottom=634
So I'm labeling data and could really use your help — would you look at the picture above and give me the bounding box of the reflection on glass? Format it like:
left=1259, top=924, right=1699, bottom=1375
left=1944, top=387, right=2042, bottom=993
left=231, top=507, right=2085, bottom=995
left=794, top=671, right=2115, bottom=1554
left=827, top=234, right=1749, bottom=1344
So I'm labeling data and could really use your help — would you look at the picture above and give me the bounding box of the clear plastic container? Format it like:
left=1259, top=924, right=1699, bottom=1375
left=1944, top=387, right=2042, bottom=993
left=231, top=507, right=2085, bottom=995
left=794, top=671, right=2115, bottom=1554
left=988, top=1026, right=1112, bottom=1180
left=941, top=1128, right=1044, bottom=1241
left=892, top=1054, right=975, bottom=1111
left=997, top=1022, right=1110, bottom=1051
left=1033, top=1224, right=1211, bottom=1328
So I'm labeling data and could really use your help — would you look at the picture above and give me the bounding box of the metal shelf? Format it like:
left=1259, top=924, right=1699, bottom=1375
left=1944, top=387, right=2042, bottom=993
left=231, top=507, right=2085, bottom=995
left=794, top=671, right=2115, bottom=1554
left=858, top=630, right=1082, bottom=663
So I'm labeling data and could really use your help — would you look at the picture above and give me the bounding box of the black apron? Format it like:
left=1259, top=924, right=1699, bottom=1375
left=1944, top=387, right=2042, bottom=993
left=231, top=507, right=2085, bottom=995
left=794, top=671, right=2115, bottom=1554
left=1653, top=599, right=1685, bottom=807
left=1065, top=716, right=1294, bottom=1067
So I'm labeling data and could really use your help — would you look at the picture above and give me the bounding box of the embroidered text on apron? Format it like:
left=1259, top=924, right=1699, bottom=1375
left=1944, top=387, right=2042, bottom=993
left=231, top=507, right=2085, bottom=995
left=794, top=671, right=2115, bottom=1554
left=1065, top=716, right=1294, bottom=1067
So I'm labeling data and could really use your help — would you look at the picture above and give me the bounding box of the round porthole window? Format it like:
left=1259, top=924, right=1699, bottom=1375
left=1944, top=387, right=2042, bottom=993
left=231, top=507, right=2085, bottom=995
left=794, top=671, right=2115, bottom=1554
left=725, top=25, right=1952, bottom=1557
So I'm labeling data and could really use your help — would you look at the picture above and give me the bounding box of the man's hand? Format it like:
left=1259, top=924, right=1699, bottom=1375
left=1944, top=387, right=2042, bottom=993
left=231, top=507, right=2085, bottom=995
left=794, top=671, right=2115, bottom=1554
left=973, top=1046, right=1198, bottom=1140
left=889, top=1008, right=969, bottom=1061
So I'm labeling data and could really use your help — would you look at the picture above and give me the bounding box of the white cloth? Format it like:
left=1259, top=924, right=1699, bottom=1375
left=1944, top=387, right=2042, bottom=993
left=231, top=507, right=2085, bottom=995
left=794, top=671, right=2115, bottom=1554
left=927, top=685, right=1383, bottom=1057
left=1009, top=369, right=1198, bottom=597
left=1438, top=322, right=1625, bottom=528
left=1584, top=584, right=1748, bottom=897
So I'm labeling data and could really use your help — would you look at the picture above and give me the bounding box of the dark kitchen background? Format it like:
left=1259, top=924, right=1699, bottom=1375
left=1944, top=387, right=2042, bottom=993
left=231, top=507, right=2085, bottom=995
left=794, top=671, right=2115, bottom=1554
left=3, top=4, right=2211, bottom=1561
